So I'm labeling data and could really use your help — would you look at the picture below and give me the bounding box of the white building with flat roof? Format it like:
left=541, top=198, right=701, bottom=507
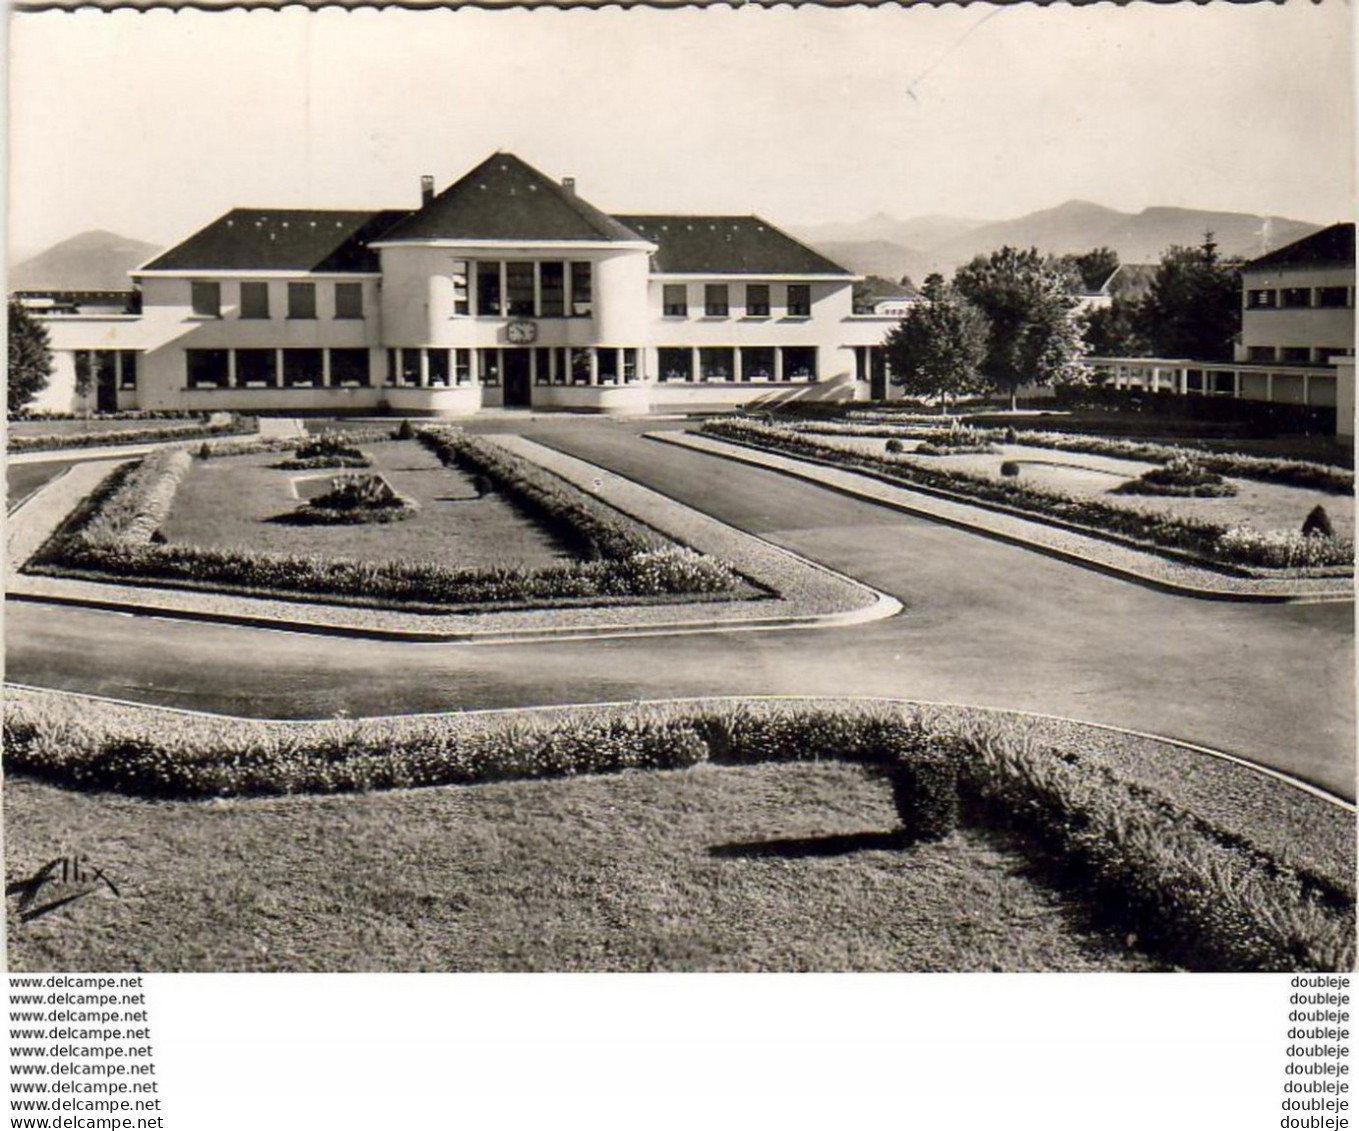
left=26, top=153, right=900, bottom=416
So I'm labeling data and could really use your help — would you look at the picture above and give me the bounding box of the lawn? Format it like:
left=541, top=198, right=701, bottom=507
left=4, top=763, right=1167, bottom=972
left=160, top=439, right=579, bottom=570
left=8, top=418, right=212, bottom=439
left=813, top=433, right=1356, bottom=541
left=7, top=461, right=79, bottom=513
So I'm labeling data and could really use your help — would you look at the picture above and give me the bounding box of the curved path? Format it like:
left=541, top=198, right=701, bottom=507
left=5, top=419, right=1354, bottom=799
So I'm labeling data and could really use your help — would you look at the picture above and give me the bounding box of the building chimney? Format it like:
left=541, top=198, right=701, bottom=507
left=562, top=177, right=576, bottom=197
left=420, top=175, right=435, bottom=206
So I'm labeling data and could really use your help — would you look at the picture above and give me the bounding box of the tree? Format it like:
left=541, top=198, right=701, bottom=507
left=1081, top=297, right=1147, bottom=358
left=953, top=246, right=1089, bottom=410
left=1061, top=247, right=1121, bottom=293
left=8, top=300, right=52, bottom=416
left=881, top=285, right=990, bottom=409
left=1136, top=234, right=1241, bottom=361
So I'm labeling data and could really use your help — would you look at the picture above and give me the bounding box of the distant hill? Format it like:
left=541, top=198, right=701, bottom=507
left=795, top=201, right=1325, bottom=279
left=9, top=231, right=160, bottom=292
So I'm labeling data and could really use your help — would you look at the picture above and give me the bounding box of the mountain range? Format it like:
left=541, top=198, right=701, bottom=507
left=792, top=200, right=1326, bottom=285
left=8, top=201, right=1330, bottom=294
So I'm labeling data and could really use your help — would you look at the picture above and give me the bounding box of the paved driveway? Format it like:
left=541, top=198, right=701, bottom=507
left=5, top=419, right=1353, bottom=798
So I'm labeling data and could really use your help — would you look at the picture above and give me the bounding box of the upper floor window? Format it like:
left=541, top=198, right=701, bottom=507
left=1280, top=287, right=1311, bottom=309
left=288, top=282, right=317, bottom=320
left=1317, top=287, right=1351, bottom=308
left=746, top=284, right=770, bottom=317
left=239, top=282, right=269, bottom=319
left=507, top=262, right=536, bottom=317
left=787, top=284, right=812, bottom=318
left=477, top=262, right=502, bottom=316
left=191, top=281, right=221, bottom=318
left=663, top=284, right=688, bottom=317
left=570, top=262, right=593, bottom=317
left=450, top=261, right=470, bottom=316
left=540, top=262, right=565, bottom=318
left=1247, top=289, right=1277, bottom=309
left=335, top=283, right=364, bottom=319
left=704, top=284, right=729, bottom=317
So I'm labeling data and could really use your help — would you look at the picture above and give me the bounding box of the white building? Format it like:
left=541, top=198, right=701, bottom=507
left=25, top=153, right=900, bottom=416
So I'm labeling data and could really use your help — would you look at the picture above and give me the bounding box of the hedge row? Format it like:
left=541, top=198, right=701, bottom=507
left=8, top=414, right=257, bottom=452
left=417, top=426, right=668, bottom=560
left=791, top=417, right=1353, bottom=493
left=5, top=692, right=1350, bottom=972
left=32, top=436, right=741, bottom=609
left=704, top=420, right=1354, bottom=572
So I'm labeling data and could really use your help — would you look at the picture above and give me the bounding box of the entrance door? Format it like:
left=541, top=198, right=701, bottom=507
left=95, top=351, right=119, bottom=413
left=869, top=349, right=888, bottom=401
left=504, top=349, right=532, bottom=408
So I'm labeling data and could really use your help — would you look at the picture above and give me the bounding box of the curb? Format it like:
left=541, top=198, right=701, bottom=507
left=651, top=431, right=1355, bottom=606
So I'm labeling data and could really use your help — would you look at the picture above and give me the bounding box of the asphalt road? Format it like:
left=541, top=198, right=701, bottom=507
left=5, top=420, right=1354, bottom=798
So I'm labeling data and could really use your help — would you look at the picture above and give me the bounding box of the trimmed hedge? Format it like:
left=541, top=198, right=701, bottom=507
left=702, top=419, right=1353, bottom=572
left=4, top=691, right=1351, bottom=972
left=30, top=433, right=742, bottom=609
left=8, top=415, right=257, bottom=453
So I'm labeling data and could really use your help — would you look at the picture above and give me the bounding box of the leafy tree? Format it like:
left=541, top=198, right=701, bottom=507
left=1136, top=234, right=1241, bottom=361
left=1062, top=247, right=1121, bottom=293
left=8, top=300, right=52, bottom=416
left=1082, top=297, right=1148, bottom=357
left=881, top=285, right=990, bottom=409
left=953, top=246, right=1089, bottom=409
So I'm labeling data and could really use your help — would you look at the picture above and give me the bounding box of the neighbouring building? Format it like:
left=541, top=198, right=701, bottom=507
left=1090, top=223, right=1355, bottom=436
left=21, top=153, right=903, bottom=416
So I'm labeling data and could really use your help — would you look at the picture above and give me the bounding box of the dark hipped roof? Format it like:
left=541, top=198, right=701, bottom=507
left=139, top=210, right=410, bottom=273
left=1245, top=222, right=1355, bottom=272
left=377, top=154, right=645, bottom=244
left=616, top=215, right=854, bottom=276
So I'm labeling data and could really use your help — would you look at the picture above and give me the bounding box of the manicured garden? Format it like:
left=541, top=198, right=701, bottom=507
left=5, top=691, right=1352, bottom=972
left=25, top=426, right=751, bottom=612
left=702, top=417, right=1355, bottom=573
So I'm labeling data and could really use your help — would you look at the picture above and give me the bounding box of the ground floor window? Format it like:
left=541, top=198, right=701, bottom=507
left=454, top=349, right=472, bottom=385
left=700, top=347, right=734, bottom=382
left=743, top=347, right=775, bottom=381
left=235, top=349, right=278, bottom=387
left=186, top=349, right=229, bottom=388
left=330, top=349, right=371, bottom=387
left=658, top=348, right=692, bottom=383
left=570, top=348, right=592, bottom=385
left=282, top=349, right=324, bottom=387
left=782, top=346, right=817, bottom=382
left=427, top=349, right=450, bottom=387
left=479, top=349, right=502, bottom=386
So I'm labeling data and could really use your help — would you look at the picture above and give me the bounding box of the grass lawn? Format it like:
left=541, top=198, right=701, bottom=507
left=819, top=433, right=1356, bottom=541
left=7, top=462, right=79, bottom=513
left=160, top=439, right=579, bottom=570
left=4, top=763, right=1166, bottom=972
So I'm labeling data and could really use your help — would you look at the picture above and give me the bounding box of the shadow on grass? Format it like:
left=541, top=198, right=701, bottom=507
left=709, top=829, right=914, bottom=859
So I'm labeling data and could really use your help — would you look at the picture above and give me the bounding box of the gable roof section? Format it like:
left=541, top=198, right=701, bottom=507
left=1244, top=222, right=1355, bottom=272
left=617, top=215, right=855, bottom=276
left=140, top=209, right=410, bottom=273
left=377, top=154, right=645, bottom=244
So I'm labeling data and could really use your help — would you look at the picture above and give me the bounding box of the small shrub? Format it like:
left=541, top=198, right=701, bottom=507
left=1303, top=505, right=1335, bottom=539
left=394, top=419, right=415, bottom=441
left=198, top=441, right=212, bottom=461
left=886, top=752, right=959, bottom=842
left=1004, top=426, right=1019, bottom=444
left=1112, top=455, right=1237, bottom=498
left=885, top=438, right=904, bottom=455
left=1000, top=460, right=1021, bottom=478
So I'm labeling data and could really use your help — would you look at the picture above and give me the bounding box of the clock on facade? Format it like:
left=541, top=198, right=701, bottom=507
left=506, top=320, right=538, bottom=344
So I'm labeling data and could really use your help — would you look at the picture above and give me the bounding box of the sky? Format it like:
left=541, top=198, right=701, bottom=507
left=7, top=2, right=1355, bottom=261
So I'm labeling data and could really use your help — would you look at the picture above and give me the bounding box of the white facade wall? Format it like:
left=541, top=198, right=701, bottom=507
left=1238, top=264, right=1355, bottom=364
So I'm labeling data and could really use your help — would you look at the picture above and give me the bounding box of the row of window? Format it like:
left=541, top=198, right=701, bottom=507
left=1245, top=286, right=1352, bottom=310
left=190, top=281, right=364, bottom=321
left=389, top=347, right=640, bottom=386
left=1244, top=345, right=1351, bottom=364
left=656, top=346, right=818, bottom=383
left=663, top=283, right=811, bottom=319
left=186, top=348, right=373, bottom=388
left=458, top=260, right=594, bottom=318
left=74, top=350, right=139, bottom=390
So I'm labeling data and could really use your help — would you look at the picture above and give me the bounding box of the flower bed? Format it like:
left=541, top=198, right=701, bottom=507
left=1111, top=456, right=1237, bottom=498
left=274, top=433, right=373, bottom=470
left=286, top=474, right=419, bottom=525
left=29, top=432, right=744, bottom=610
left=8, top=414, right=256, bottom=453
left=701, top=419, right=1353, bottom=573
left=5, top=690, right=1351, bottom=973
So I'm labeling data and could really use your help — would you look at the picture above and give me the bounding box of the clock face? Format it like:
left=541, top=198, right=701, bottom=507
left=507, top=320, right=537, bottom=344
